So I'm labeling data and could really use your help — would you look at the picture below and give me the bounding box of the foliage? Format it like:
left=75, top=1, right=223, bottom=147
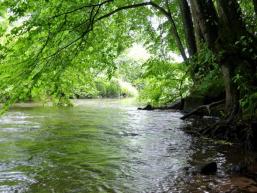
left=188, top=44, right=224, bottom=97
left=0, top=0, right=152, bottom=108
left=0, top=0, right=256, bottom=122
left=0, top=0, right=196, bottom=108
left=115, top=53, right=144, bottom=85
left=238, top=0, right=257, bottom=35
left=138, top=58, right=191, bottom=106
left=233, top=71, right=257, bottom=118
left=95, top=79, right=121, bottom=98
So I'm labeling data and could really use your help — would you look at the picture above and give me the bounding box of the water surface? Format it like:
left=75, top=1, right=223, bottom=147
left=0, top=99, right=256, bottom=192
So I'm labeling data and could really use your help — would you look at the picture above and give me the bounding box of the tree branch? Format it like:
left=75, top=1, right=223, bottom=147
left=50, top=0, right=113, bottom=19
left=96, top=2, right=152, bottom=21
left=96, top=1, right=172, bottom=21
left=149, top=1, right=170, bottom=17
left=181, top=100, right=225, bottom=120
left=48, top=1, right=186, bottom=62
left=95, top=1, right=186, bottom=60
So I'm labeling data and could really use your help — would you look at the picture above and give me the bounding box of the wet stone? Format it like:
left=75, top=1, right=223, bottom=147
left=200, top=162, right=217, bottom=175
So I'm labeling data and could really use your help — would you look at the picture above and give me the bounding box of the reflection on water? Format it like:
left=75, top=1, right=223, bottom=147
left=0, top=99, right=255, bottom=192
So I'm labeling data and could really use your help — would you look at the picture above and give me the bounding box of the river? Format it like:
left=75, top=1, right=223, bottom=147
left=0, top=99, right=256, bottom=193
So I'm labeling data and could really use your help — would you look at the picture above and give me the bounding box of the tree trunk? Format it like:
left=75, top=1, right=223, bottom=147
left=216, top=0, right=245, bottom=42
left=179, top=0, right=197, bottom=57
left=220, top=60, right=238, bottom=113
left=189, top=0, right=240, bottom=116
left=216, top=0, right=247, bottom=115
left=188, top=0, right=204, bottom=52
left=150, top=2, right=187, bottom=61
left=167, top=13, right=188, bottom=61
left=189, top=0, right=219, bottom=50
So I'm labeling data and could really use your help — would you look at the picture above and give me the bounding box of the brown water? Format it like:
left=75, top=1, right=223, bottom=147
left=0, top=99, right=256, bottom=193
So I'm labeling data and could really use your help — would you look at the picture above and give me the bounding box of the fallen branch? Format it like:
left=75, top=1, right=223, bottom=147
left=181, top=99, right=225, bottom=120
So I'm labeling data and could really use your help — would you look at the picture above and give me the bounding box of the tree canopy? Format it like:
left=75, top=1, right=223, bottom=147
left=0, top=0, right=256, bottom=120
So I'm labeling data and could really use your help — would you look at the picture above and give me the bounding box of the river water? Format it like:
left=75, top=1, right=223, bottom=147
left=0, top=99, right=256, bottom=193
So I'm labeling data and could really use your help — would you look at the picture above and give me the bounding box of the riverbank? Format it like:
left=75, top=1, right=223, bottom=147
left=139, top=95, right=257, bottom=149
left=139, top=98, right=257, bottom=192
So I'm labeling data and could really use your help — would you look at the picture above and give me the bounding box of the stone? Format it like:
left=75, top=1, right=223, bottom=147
left=138, top=104, right=153, bottom=110
left=200, top=162, right=217, bottom=175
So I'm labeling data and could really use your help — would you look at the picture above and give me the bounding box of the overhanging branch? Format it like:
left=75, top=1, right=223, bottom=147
left=95, top=1, right=187, bottom=60
left=96, top=1, right=170, bottom=21
left=48, top=0, right=187, bottom=61
left=51, top=0, right=113, bottom=19
left=96, top=2, right=152, bottom=21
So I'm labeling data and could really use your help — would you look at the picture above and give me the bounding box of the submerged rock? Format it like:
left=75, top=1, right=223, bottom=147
left=200, top=162, right=217, bottom=175
left=121, top=132, right=139, bottom=137
left=183, top=166, right=198, bottom=176
left=183, top=162, right=218, bottom=176
left=231, top=164, right=248, bottom=174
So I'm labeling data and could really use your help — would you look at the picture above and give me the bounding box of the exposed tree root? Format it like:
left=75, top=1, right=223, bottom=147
left=182, top=101, right=257, bottom=150
left=201, top=102, right=240, bottom=137
left=181, top=99, right=225, bottom=120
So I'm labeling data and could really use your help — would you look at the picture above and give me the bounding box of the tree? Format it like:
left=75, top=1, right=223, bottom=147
left=0, top=0, right=188, bottom=106
left=179, top=0, right=196, bottom=57
left=189, top=0, right=257, bottom=119
left=1, top=0, right=256, bottom=126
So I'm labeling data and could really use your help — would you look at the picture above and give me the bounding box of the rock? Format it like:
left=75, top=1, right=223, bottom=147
left=231, top=164, right=248, bottom=174
left=138, top=104, right=153, bottom=110
left=183, top=166, right=198, bottom=176
left=121, top=132, right=139, bottom=137
left=143, top=104, right=153, bottom=110
left=200, top=162, right=217, bottom=175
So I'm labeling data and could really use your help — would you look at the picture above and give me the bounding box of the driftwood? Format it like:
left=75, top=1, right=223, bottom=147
left=181, top=100, right=225, bottom=120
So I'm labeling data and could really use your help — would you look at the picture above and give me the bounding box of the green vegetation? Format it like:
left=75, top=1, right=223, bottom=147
left=0, top=0, right=257, bottom=141
left=138, top=59, right=191, bottom=106
left=1, top=1, right=257, bottom=192
left=0, top=0, right=192, bottom=108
